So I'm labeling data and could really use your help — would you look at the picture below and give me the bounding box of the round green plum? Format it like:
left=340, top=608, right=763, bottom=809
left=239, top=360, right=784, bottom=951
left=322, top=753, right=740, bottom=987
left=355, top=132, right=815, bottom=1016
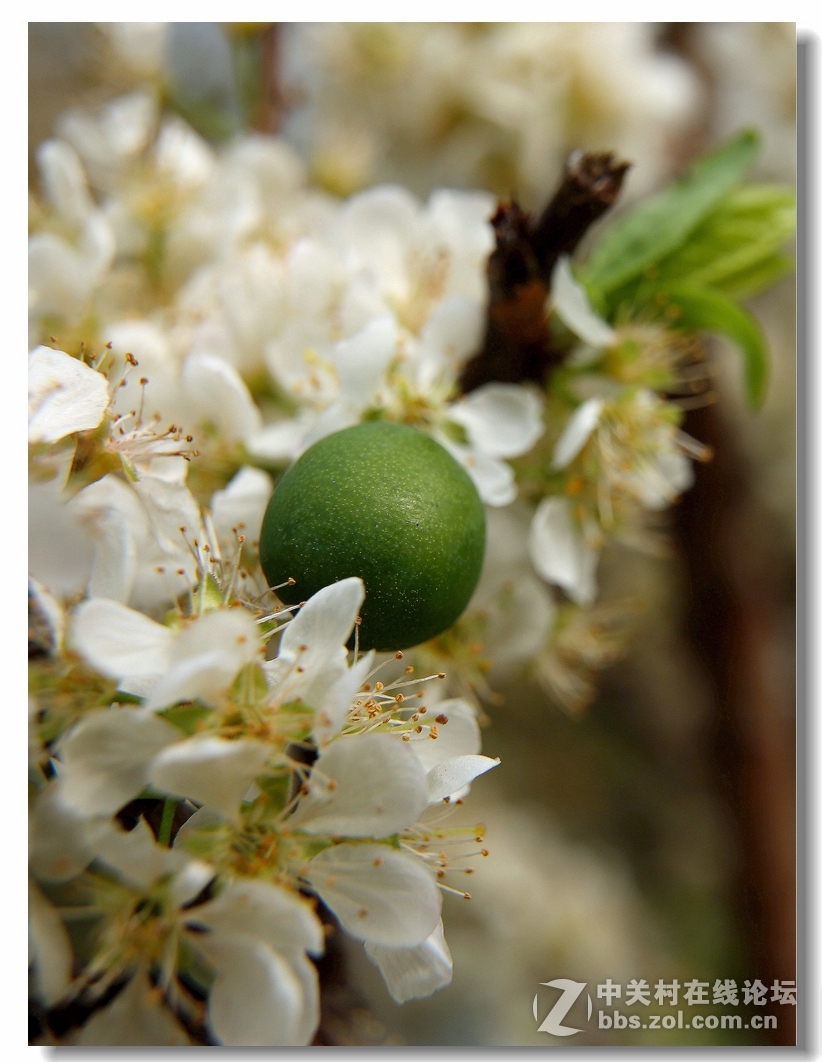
left=259, top=422, right=486, bottom=652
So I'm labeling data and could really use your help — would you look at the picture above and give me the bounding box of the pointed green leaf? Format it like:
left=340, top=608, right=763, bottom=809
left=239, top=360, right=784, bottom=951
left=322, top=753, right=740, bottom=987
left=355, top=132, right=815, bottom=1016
left=664, top=285, right=770, bottom=409
left=715, top=253, right=795, bottom=301
left=617, top=184, right=796, bottom=304
left=583, top=130, right=761, bottom=296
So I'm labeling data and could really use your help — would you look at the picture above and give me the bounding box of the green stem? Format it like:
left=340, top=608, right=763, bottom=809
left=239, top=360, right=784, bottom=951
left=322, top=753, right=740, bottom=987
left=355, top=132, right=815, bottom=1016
left=158, top=797, right=177, bottom=848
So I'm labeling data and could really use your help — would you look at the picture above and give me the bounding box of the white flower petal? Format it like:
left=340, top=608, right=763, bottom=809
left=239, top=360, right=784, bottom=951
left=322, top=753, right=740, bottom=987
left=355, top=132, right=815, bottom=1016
left=245, top=414, right=314, bottom=464
left=36, top=139, right=94, bottom=229
left=426, top=754, right=500, bottom=803
left=552, top=398, right=604, bottom=470
left=210, top=466, right=273, bottom=545
left=28, top=346, right=109, bottom=444
left=153, top=115, right=214, bottom=187
left=170, top=859, right=216, bottom=908
left=436, top=434, right=516, bottom=507
left=182, top=352, right=262, bottom=441
left=150, top=735, right=270, bottom=821
left=71, top=598, right=174, bottom=681
left=305, top=843, right=441, bottom=947
left=296, top=402, right=359, bottom=454
left=195, top=879, right=324, bottom=958
left=29, top=879, right=73, bottom=1008
left=448, top=383, right=544, bottom=459
left=67, top=474, right=151, bottom=606
left=29, top=233, right=89, bottom=321
left=269, top=578, right=364, bottom=705
left=58, top=89, right=158, bottom=187
left=334, top=315, right=397, bottom=406
left=550, top=257, right=617, bottom=348
left=144, top=652, right=234, bottom=712
left=29, top=781, right=95, bottom=882
left=86, top=818, right=173, bottom=890
left=635, top=450, right=694, bottom=508
left=419, top=294, right=484, bottom=370
left=203, top=934, right=306, bottom=1047
left=365, top=921, right=452, bottom=1004
left=79, top=209, right=116, bottom=276
left=528, top=497, right=599, bottom=606
left=145, top=608, right=263, bottom=711
left=288, top=951, right=321, bottom=1046
left=87, top=508, right=138, bottom=603
left=280, top=579, right=364, bottom=658
left=132, top=473, right=203, bottom=556
left=77, top=969, right=190, bottom=1045
left=313, top=651, right=374, bottom=747
left=29, top=471, right=95, bottom=596
left=289, top=733, right=428, bottom=837
left=405, top=698, right=481, bottom=772
left=59, top=708, right=179, bottom=815
left=336, top=185, right=420, bottom=298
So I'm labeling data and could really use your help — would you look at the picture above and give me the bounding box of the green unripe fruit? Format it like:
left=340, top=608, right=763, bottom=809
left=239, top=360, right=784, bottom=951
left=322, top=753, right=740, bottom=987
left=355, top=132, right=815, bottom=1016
left=260, top=422, right=486, bottom=652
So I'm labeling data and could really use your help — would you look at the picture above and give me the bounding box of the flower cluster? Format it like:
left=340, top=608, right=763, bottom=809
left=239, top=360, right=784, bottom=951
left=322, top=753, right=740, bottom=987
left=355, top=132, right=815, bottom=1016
left=280, top=23, right=701, bottom=205
left=29, top=33, right=794, bottom=1044
left=29, top=349, right=499, bottom=1044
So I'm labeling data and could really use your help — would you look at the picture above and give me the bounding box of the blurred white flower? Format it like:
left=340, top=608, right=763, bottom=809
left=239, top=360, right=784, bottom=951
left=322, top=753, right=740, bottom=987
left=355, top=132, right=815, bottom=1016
left=71, top=599, right=263, bottom=710
left=56, top=819, right=324, bottom=1047
left=529, top=497, right=600, bottom=607
left=28, top=140, right=115, bottom=333
left=29, top=879, right=74, bottom=1009
left=281, top=23, right=700, bottom=206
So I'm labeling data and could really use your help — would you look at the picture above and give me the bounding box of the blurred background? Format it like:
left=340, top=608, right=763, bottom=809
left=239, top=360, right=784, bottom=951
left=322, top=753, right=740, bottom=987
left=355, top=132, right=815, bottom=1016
left=29, top=22, right=797, bottom=1046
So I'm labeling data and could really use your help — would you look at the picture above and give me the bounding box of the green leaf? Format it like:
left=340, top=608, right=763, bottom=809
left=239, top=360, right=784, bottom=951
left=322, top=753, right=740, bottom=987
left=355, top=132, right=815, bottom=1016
left=610, top=184, right=795, bottom=307
left=583, top=130, right=761, bottom=296
left=664, top=285, right=770, bottom=409
left=158, top=702, right=216, bottom=736
left=707, top=252, right=795, bottom=302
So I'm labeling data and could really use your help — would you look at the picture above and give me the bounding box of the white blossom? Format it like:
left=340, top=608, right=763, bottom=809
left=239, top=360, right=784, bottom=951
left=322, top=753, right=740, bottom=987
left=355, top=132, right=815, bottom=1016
left=529, top=497, right=599, bottom=607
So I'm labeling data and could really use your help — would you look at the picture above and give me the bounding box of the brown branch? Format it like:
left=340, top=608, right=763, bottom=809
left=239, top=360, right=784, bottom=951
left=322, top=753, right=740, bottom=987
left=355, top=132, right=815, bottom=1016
left=458, top=151, right=629, bottom=394
left=254, top=24, right=283, bottom=134
left=531, top=150, right=631, bottom=283
left=674, top=401, right=796, bottom=1047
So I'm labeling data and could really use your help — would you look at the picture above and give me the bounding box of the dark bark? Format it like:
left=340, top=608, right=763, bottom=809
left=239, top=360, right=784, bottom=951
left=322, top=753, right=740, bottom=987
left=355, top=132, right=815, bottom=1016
left=674, top=401, right=796, bottom=1047
left=254, top=24, right=284, bottom=134
left=531, top=150, right=631, bottom=283
left=458, top=151, right=629, bottom=394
